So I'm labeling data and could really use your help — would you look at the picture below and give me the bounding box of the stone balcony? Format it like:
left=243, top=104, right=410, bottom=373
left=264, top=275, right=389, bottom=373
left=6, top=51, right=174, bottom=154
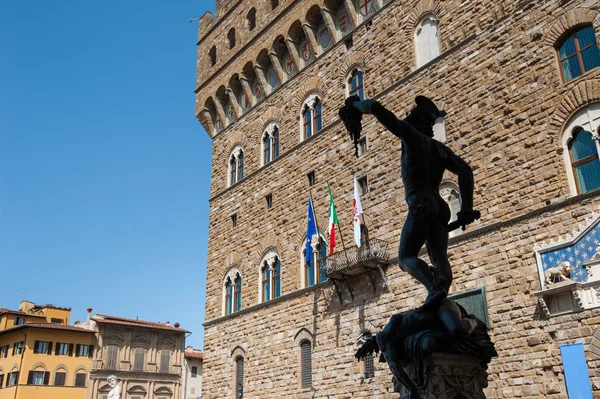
left=91, top=359, right=181, bottom=375
left=318, top=238, right=393, bottom=303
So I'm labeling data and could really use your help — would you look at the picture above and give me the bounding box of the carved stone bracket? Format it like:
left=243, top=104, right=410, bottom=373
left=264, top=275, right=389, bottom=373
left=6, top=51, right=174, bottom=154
left=399, top=353, right=488, bottom=399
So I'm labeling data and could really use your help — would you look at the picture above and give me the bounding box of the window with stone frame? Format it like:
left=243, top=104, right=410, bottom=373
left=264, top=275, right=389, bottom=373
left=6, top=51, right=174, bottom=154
left=228, top=146, right=245, bottom=186
left=557, top=26, right=600, bottom=83
left=74, top=372, right=86, bottom=387
left=262, top=124, right=280, bottom=166
left=562, top=103, right=600, bottom=195
left=246, top=8, right=256, bottom=31
left=106, top=344, right=119, bottom=370
left=54, top=370, right=66, bottom=386
left=224, top=271, right=243, bottom=315
left=300, top=340, right=312, bottom=388
left=235, top=356, right=244, bottom=398
left=134, top=347, right=145, bottom=371
left=414, top=14, right=441, bottom=67
left=260, top=252, right=282, bottom=302
left=227, top=28, right=236, bottom=49
left=301, top=95, right=323, bottom=141
left=347, top=68, right=364, bottom=100
left=209, top=46, right=217, bottom=66
left=302, top=236, right=328, bottom=287
left=160, top=349, right=170, bottom=373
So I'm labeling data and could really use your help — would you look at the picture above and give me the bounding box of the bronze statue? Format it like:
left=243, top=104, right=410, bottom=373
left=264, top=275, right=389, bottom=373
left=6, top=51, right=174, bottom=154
left=340, top=96, right=495, bottom=398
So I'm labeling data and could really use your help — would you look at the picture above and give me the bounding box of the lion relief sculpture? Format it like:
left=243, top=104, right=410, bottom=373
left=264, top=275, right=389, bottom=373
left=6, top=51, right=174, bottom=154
left=544, top=261, right=572, bottom=287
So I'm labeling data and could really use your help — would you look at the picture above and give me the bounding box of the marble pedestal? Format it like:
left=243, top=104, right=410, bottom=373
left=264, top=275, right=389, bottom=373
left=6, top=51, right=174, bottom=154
left=398, top=353, right=489, bottom=399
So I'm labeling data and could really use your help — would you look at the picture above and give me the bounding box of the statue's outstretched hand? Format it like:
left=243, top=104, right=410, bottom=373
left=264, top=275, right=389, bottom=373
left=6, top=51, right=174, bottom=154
left=449, top=209, right=481, bottom=232
left=347, top=95, right=376, bottom=114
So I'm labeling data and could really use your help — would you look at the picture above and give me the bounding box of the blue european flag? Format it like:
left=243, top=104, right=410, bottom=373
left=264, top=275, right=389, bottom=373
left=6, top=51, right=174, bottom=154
left=305, top=196, right=317, bottom=264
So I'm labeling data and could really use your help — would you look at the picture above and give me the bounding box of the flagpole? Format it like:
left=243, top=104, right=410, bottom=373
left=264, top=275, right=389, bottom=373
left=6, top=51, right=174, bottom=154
left=327, top=182, right=353, bottom=271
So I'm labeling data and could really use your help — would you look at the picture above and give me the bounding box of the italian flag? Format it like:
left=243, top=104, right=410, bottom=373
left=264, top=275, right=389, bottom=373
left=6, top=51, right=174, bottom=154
left=327, top=185, right=339, bottom=255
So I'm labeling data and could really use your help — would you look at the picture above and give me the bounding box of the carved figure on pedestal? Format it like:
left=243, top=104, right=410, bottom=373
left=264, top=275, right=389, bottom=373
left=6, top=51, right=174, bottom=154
left=544, top=261, right=572, bottom=286
left=107, top=375, right=121, bottom=399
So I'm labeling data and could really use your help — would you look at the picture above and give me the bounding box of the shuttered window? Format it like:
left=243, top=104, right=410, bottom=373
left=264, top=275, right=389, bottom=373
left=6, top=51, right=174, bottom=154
left=160, top=349, right=170, bottom=373
left=300, top=341, right=312, bottom=388
left=54, top=371, right=66, bottom=386
left=74, top=372, right=86, bottom=387
left=28, top=370, right=48, bottom=385
left=134, top=347, right=145, bottom=372
left=8, top=371, right=18, bottom=386
left=235, top=356, right=244, bottom=398
left=76, top=344, right=90, bottom=357
left=0, top=374, right=4, bottom=387
left=106, top=345, right=118, bottom=370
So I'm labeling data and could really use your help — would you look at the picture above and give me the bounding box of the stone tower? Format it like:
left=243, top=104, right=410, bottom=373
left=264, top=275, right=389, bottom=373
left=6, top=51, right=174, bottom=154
left=195, top=0, right=600, bottom=397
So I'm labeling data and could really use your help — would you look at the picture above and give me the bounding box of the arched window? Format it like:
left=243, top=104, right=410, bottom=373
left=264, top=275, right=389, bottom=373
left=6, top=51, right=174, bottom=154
left=301, top=95, right=323, bottom=141
left=235, top=356, right=244, bottom=398
left=228, top=28, right=236, bottom=49
left=54, top=368, right=67, bottom=386
left=558, top=26, right=600, bottom=83
left=562, top=104, right=600, bottom=195
left=303, top=236, right=328, bottom=287
left=262, top=124, right=280, bottom=166
left=347, top=68, right=364, bottom=99
left=440, top=182, right=462, bottom=238
left=224, top=273, right=243, bottom=315
left=300, top=340, right=312, bottom=388
left=247, top=8, right=256, bottom=31
left=414, top=14, right=441, bottom=67
left=260, top=252, right=281, bottom=303
left=209, top=46, right=217, bottom=66
left=228, top=147, right=244, bottom=186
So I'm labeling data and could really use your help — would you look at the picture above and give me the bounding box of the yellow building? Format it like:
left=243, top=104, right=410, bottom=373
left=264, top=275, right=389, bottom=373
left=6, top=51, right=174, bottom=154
left=0, top=301, right=93, bottom=399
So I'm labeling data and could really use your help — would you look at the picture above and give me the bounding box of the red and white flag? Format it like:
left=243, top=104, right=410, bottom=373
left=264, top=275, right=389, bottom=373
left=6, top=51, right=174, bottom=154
left=353, top=176, right=363, bottom=247
left=327, top=184, right=339, bottom=255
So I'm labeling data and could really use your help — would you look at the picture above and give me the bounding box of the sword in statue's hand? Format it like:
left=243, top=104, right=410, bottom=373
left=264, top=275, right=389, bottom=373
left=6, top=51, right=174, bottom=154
left=448, top=209, right=480, bottom=232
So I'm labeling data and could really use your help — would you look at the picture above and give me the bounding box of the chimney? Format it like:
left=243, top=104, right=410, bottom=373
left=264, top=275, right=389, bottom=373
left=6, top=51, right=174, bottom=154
left=87, top=308, right=93, bottom=321
left=174, top=322, right=180, bottom=328
left=165, top=321, right=170, bottom=326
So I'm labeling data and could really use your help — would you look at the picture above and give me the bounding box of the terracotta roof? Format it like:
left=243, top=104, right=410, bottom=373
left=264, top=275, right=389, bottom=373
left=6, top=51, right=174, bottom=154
left=185, top=351, right=204, bottom=360
left=0, top=323, right=93, bottom=336
left=40, top=304, right=71, bottom=311
left=92, top=314, right=189, bottom=333
left=0, top=308, right=45, bottom=318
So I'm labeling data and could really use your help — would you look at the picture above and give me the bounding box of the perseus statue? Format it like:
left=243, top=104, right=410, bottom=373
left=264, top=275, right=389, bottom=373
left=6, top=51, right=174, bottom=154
left=340, top=95, right=480, bottom=310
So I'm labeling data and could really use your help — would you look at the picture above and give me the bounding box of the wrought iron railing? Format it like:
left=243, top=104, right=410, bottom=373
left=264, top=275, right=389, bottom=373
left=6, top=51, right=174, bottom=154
left=318, top=238, right=392, bottom=277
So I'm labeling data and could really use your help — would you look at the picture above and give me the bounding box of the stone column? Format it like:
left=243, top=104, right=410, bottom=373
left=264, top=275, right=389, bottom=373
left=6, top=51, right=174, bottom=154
left=284, top=39, right=302, bottom=73
left=302, top=24, right=319, bottom=59
left=253, top=65, right=270, bottom=96
left=320, top=8, right=339, bottom=44
left=343, top=0, right=358, bottom=25
left=239, top=77, right=254, bottom=107
left=268, top=51, right=285, bottom=85
left=398, top=353, right=489, bottom=399
left=226, top=88, right=241, bottom=119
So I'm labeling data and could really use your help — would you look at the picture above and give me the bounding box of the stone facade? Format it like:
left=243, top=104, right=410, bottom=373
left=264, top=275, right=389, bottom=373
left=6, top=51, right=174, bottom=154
left=195, top=0, right=600, bottom=397
left=85, top=315, right=187, bottom=399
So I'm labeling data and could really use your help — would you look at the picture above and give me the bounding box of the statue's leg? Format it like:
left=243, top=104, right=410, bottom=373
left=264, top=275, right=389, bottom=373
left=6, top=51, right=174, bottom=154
left=438, top=298, right=478, bottom=339
left=398, top=212, right=434, bottom=292
left=425, top=221, right=452, bottom=293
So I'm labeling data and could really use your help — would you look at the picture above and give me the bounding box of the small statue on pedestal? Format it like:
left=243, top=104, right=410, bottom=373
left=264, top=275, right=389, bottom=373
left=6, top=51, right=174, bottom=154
left=339, top=95, right=497, bottom=398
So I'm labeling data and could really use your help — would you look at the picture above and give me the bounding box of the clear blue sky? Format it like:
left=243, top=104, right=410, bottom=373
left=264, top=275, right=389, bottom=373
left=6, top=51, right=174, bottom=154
left=0, top=0, right=214, bottom=349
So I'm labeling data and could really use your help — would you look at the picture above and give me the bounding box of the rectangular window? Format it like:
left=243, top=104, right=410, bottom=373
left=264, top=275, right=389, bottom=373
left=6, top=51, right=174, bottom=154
left=191, top=366, right=198, bottom=377
left=74, top=372, right=86, bottom=387
left=358, top=136, right=368, bottom=155
left=358, top=176, right=369, bottom=195
left=301, top=341, right=312, bottom=388
left=0, top=374, right=4, bottom=387
left=13, top=341, right=24, bottom=355
left=235, top=357, right=244, bottom=398
left=14, top=316, right=25, bottom=325
left=106, top=345, right=119, bottom=370
left=54, top=372, right=66, bottom=386
left=231, top=214, right=237, bottom=227
left=33, top=341, right=50, bottom=355
left=29, top=371, right=45, bottom=385
left=0, top=345, right=8, bottom=358
left=160, top=349, right=170, bottom=373
left=50, top=318, right=63, bottom=324
left=76, top=344, right=89, bottom=357
left=307, top=171, right=316, bottom=187
left=8, top=371, right=18, bottom=386
left=266, top=194, right=273, bottom=210
left=134, top=347, right=145, bottom=372
left=56, top=343, right=69, bottom=356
